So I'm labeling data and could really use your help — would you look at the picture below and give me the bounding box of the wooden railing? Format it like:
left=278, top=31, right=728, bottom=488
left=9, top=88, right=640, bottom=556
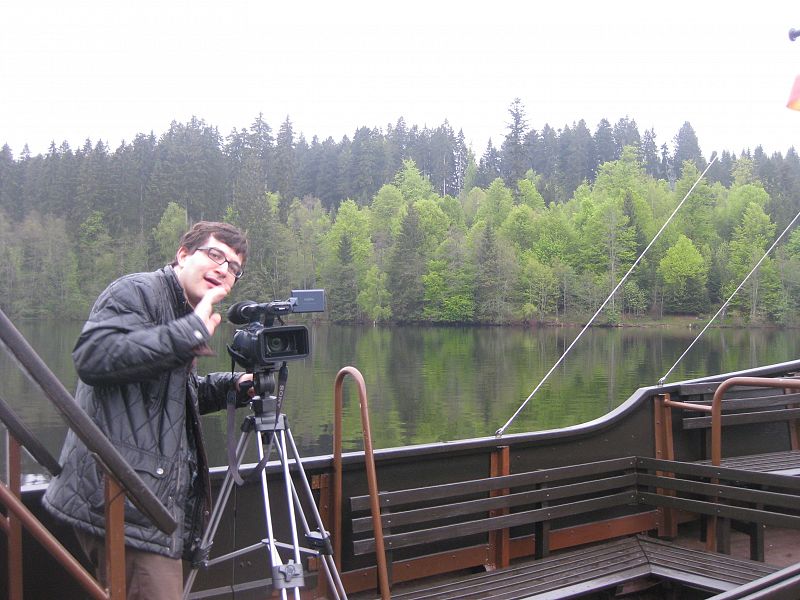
left=0, top=308, right=177, bottom=599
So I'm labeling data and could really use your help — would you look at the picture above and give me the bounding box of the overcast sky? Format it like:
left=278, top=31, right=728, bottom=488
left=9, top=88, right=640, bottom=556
left=2, top=1, right=798, bottom=160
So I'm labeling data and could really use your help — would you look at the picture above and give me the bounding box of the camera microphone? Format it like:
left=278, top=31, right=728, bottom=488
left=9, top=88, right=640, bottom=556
left=227, top=301, right=261, bottom=324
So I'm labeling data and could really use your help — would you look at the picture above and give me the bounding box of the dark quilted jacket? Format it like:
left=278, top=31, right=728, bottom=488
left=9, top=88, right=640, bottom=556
left=42, top=266, right=240, bottom=559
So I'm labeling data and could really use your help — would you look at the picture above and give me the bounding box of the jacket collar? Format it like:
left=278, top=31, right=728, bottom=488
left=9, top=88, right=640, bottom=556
left=163, top=265, right=192, bottom=316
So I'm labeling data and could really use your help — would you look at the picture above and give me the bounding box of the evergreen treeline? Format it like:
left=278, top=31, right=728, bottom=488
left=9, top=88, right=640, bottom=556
left=2, top=100, right=800, bottom=324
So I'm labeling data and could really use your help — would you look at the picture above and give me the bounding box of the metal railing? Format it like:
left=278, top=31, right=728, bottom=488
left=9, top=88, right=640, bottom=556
left=0, top=307, right=177, bottom=599
left=330, top=366, right=389, bottom=600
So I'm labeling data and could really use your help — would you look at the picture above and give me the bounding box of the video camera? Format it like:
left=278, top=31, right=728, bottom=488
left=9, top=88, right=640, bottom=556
left=226, top=289, right=325, bottom=370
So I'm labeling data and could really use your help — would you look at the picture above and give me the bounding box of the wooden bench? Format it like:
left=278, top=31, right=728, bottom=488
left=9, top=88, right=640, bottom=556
left=657, top=378, right=800, bottom=557
left=348, top=456, right=800, bottom=598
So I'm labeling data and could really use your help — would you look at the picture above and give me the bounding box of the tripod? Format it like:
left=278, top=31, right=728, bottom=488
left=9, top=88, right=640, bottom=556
left=183, top=365, right=348, bottom=600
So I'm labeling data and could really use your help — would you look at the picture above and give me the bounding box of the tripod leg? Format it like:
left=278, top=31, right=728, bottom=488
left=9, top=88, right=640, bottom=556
left=281, top=426, right=349, bottom=599
left=257, top=428, right=305, bottom=600
left=268, top=428, right=309, bottom=599
left=183, top=428, right=251, bottom=600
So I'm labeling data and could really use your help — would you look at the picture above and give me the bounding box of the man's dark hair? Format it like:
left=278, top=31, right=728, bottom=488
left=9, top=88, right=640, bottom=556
left=173, top=221, right=248, bottom=267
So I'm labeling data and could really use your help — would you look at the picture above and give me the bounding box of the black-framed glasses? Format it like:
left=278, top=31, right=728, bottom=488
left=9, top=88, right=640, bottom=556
left=196, top=246, right=244, bottom=279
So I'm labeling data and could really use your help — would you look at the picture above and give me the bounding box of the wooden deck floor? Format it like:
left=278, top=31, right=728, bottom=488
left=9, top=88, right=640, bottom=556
left=347, top=525, right=799, bottom=599
left=676, top=524, right=799, bottom=568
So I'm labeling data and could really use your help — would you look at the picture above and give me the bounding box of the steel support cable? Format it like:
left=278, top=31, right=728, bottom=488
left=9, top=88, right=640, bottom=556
left=495, top=154, right=719, bottom=437
left=658, top=206, right=800, bottom=385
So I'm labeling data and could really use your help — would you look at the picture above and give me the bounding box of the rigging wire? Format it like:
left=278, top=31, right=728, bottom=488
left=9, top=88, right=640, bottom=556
left=658, top=206, right=800, bottom=385
left=495, top=153, right=719, bottom=438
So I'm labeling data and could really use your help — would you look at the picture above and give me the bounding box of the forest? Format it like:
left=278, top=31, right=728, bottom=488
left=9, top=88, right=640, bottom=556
left=2, top=99, right=800, bottom=325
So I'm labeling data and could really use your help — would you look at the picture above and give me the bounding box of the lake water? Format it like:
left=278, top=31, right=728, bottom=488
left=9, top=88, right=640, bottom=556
left=2, top=319, right=799, bottom=479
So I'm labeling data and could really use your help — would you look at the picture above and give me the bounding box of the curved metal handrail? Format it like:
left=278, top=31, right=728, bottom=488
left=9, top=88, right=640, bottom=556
left=331, top=366, right=389, bottom=600
left=709, top=376, right=800, bottom=466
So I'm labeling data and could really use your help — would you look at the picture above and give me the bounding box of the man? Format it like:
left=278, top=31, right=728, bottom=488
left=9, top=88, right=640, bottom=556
left=43, top=221, right=252, bottom=599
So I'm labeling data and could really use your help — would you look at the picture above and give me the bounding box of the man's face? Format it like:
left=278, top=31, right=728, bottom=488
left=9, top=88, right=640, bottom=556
left=175, top=235, right=244, bottom=308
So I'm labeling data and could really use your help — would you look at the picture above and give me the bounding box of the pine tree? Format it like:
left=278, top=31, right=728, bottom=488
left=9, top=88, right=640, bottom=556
left=594, top=119, right=616, bottom=166
left=672, top=122, right=704, bottom=179
left=0, top=145, right=23, bottom=220
left=612, top=117, right=640, bottom=154
left=386, top=204, right=426, bottom=321
left=559, top=120, right=596, bottom=199
left=328, top=233, right=360, bottom=322
left=273, top=117, right=296, bottom=220
left=500, top=98, right=528, bottom=187
left=640, top=129, right=661, bottom=179
left=476, top=140, right=501, bottom=189
left=473, top=225, right=512, bottom=323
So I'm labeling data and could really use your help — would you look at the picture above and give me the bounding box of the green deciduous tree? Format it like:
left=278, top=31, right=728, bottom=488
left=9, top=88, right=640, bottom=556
left=17, top=212, right=81, bottom=317
left=726, top=203, right=777, bottom=320
left=578, top=193, right=637, bottom=314
left=499, top=204, right=536, bottom=252
left=78, top=210, right=116, bottom=304
left=357, top=265, right=391, bottom=323
left=475, top=178, right=513, bottom=229
left=286, top=196, right=330, bottom=290
left=518, top=250, right=558, bottom=320
left=319, top=199, right=373, bottom=320
left=414, top=197, right=450, bottom=254
left=152, top=202, right=188, bottom=265
left=394, top=159, right=435, bottom=203
left=517, top=171, right=546, bottom=212
left=715, top=183, right=769, bottom=240
left=658, top=234, right=708, bottom=314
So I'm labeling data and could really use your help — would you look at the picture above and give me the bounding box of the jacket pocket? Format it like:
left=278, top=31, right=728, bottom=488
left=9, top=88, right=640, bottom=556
left=89, top=444, right=176, bottom=528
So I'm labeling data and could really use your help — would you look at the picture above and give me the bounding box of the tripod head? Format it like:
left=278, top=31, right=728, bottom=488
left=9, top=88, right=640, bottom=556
left=242, top=361, right=290, bottom=433
left=249, top=362, right=280, bottom=399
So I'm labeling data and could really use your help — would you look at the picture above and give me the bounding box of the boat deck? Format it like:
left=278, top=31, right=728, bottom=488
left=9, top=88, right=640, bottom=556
left=679, top=523, right=799, bottom=568
left=349, top=524, right=799, bottom=600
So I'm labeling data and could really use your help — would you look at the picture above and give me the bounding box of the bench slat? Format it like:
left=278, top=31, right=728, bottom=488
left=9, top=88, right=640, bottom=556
left=351, top=473, right=637, bottom=534
left=637, top=473, right=800, bottom=511
left=642, top=537, right=777, bottom=582
left=638, top=492, right=800, bottom=529
left=683, top=408, right=800, bottom=429
left=677, top=392, right=800, bottom=410
left=349, top=456, right=637, bottom=512
left=391, top=537, right=646, bottom=600
left=676, top=381, right=800, bottom=397
left=353, top=491, right=636, bottom=555
left=637, top=456, right=800, bottom=490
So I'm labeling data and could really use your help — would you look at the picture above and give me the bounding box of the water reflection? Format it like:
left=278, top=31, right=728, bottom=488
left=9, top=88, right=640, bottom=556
left=2, top=320, right=799, bottom=477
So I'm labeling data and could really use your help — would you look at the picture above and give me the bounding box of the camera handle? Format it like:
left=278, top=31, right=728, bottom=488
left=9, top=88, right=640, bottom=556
left=183, top=389, right=347, bottom=600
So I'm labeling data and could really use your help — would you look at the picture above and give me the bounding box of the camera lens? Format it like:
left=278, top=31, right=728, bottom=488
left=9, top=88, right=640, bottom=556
left=266, top=333, right=292, bottom=354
